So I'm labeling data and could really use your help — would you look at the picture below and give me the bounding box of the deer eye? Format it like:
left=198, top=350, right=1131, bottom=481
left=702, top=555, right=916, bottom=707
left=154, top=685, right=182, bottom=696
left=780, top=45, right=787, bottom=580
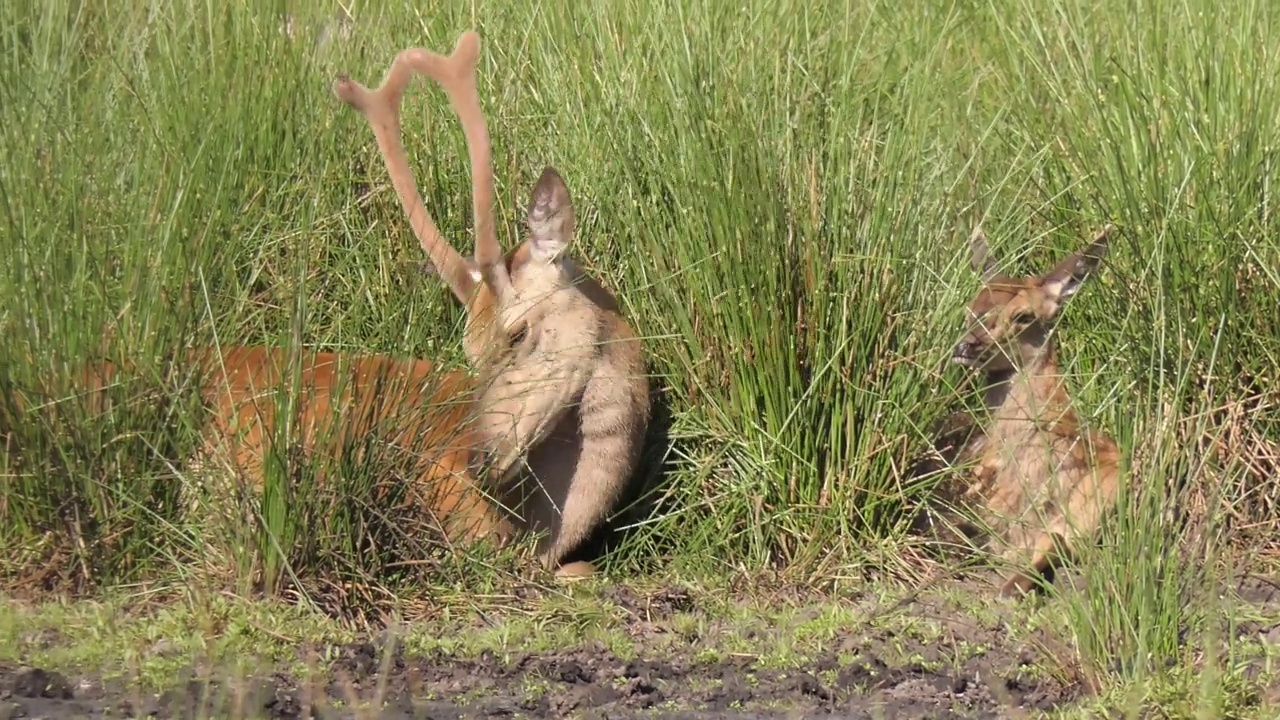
left=1012, top=310, right=1037, bottom=325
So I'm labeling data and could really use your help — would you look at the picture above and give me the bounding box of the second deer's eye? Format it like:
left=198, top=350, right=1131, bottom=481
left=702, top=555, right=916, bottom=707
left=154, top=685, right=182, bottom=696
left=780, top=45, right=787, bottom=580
left=1012, top=310, right=1037, bottom=325
left=511, top=326, right=528, bottom=345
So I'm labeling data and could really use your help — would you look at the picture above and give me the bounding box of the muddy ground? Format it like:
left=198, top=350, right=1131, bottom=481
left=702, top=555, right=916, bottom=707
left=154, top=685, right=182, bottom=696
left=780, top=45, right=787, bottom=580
left=2, top=578, right=1278, bottom=719
left=0, top=642, right=1066, bottom=719
left=0, top=585, right=1072, bottom=720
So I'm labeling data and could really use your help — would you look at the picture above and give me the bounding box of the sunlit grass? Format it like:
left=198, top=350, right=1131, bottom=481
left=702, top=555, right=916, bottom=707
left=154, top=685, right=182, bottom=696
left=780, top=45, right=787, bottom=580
left=1, top=0, right=1278, bottom=713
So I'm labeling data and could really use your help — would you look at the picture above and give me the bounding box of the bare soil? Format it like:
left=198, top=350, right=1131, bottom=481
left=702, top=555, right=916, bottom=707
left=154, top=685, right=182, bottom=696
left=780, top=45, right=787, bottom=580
left=0, top=583, right=1089, bottom=719
left=0, top=645, right=1066, bottom=719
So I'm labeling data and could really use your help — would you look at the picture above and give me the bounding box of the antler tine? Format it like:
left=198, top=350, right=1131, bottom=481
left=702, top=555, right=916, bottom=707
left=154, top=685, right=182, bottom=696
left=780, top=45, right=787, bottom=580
left=333, top=38, right=483, bottom=305
left=410, top=34, right=505, bottom=290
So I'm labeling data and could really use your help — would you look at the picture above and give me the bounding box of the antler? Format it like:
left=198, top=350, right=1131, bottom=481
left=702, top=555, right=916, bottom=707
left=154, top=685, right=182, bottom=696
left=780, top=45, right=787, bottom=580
left=333, top=31, right=505, bottom=305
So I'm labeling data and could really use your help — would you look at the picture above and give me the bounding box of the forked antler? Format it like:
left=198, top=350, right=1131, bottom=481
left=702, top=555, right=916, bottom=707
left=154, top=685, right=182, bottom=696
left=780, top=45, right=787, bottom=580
left=333, top=31, right=509, bottom=304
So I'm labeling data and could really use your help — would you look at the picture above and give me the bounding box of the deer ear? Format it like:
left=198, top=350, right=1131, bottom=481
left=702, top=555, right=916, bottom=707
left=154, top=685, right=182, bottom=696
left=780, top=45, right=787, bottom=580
left=526, top=166, right=575, bottom=263
left=969, top=227, right=1000, bottom=282
left=1042, top=224, right=1113, bottom=303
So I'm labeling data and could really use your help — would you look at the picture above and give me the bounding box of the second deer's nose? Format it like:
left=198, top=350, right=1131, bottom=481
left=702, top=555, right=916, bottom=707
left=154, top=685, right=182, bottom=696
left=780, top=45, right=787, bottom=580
left=952, top=340, right=980, bottom=365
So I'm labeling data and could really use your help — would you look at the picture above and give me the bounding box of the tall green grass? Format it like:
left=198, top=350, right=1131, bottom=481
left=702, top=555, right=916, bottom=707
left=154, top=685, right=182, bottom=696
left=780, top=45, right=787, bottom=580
left=2, top=0, right=1278, bottom=705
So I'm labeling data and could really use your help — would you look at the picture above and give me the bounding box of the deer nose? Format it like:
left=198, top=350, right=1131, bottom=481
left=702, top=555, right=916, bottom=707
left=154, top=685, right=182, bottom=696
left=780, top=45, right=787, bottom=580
left=952, top=340, right=980, bottom=365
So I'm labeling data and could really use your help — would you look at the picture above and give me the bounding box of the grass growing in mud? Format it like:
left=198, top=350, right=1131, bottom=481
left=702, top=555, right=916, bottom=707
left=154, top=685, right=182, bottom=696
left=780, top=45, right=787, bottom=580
left=1, top=0, right=1279, bottom=716
left=3, top=578, right=1278, bottom=718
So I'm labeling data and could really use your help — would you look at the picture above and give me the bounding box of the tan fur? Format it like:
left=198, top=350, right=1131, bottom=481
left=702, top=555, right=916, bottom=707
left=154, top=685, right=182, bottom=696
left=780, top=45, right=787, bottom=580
left=333, top=32, right=650, bottom=578
left=470, top=168, right=603, bottom=486
left=70, top=346, right=517, bottom=546
left=951, top=224, right=1122, bottom=598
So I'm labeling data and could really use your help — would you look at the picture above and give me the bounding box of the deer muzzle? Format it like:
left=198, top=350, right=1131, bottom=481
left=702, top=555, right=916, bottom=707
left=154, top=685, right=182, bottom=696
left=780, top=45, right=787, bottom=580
left=951, top=340, right=983, bottom=367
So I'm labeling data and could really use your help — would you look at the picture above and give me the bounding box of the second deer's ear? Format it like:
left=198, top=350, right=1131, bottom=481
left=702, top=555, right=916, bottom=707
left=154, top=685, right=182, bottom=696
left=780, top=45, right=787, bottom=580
left=969, top=227, right=1000, bottom=282
left=1042, top=224, right=1113, bottom=303
left=526, top=167, right=576, bottom=263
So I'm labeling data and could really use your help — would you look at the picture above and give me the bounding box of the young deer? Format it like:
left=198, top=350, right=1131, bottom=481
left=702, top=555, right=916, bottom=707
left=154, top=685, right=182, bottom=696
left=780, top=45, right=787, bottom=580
left=950, top=224, right=1122, bottom=598
left=333, top=31, right=651, bottom=578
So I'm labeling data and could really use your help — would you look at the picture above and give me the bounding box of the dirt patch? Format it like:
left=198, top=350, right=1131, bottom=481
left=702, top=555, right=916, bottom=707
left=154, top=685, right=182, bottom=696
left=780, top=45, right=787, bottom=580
left=0, top=644, right=1069, bottom=719
left=0, top=587, right=1081, bottom=719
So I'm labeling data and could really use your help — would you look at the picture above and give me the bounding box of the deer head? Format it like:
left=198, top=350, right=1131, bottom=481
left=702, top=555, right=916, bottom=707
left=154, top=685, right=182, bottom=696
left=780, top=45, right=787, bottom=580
left=333, top=31, right=568, bottom=366
left=952, top=225, right=1113, bottom=374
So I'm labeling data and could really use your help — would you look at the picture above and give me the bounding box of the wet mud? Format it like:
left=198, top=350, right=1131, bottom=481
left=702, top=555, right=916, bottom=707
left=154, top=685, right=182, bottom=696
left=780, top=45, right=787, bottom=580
left=0, top=584, right=1084, bottom=719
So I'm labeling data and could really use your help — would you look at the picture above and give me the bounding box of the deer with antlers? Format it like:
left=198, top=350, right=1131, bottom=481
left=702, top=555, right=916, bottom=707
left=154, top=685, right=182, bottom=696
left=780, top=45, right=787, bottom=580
left=332, top=31, right=651, bottom=578
left=948, top=224, right=1123, bottom=598
left=4, top=344, right=521, bottom=552
left=4, top=32, right=648, bottom=580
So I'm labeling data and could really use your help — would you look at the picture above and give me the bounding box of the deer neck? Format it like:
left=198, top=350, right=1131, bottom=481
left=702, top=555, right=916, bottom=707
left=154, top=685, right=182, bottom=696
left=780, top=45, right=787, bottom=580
left=980, top=330, right=1080, bottom=437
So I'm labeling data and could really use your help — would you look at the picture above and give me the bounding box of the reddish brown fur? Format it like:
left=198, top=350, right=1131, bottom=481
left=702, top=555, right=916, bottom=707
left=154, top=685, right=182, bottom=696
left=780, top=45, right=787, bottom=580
left=73, top=346, right=517, bottom=544
left=952, top=224, right=1122, bottom=598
